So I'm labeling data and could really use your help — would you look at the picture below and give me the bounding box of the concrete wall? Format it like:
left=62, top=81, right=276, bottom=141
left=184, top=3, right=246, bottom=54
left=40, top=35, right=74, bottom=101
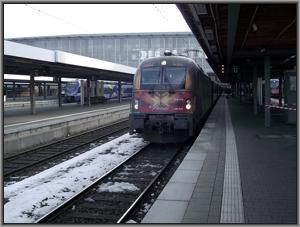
left=4, top=105, right=130, bottom=158
left=4, top=100, right=58, bottom=110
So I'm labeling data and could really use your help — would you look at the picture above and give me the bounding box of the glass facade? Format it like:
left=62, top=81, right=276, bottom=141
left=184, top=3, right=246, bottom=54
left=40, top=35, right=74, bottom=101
left=10, top=32, right=213, bottom=73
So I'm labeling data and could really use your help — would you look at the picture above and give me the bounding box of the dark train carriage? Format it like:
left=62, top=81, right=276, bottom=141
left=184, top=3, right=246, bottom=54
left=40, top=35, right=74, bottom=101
left=129, top=55, right=219, bottom=143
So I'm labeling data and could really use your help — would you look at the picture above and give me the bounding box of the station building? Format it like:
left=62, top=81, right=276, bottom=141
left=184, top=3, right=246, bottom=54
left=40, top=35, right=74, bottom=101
left=5, top=32, right=213, bottom=101
left=7, top=32, right=213, bottom=72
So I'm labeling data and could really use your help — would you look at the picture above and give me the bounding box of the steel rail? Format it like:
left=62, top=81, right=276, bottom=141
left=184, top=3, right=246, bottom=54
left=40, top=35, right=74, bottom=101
left=116, top=142, right=186, bottom=223
left=35, top=143, right=151, bottom=223
left=4, top=119, right=129, bottom=177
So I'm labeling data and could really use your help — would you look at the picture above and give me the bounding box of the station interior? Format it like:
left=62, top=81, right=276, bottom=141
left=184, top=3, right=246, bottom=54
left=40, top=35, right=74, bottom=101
left=3, top=3, right=297, bottom=224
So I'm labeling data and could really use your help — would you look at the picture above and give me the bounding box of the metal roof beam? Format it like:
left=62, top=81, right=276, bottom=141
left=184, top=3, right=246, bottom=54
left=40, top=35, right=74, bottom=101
left=188, top=4, right=213, bottom=57
left=240, top=6, right=259, bottom=50
left=227, top=4, right=240, bottom=65
left=233, top=49, right=296, bottom=58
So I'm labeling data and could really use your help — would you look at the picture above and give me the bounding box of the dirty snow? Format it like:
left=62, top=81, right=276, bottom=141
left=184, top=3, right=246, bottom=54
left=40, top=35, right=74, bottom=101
left=126, top=219, right=137, bottom=223
left=97, top=182, right=140, bottom=193
left=142, top=203, right=152, bottom=213
left=4, top=133, right=148, bottom=223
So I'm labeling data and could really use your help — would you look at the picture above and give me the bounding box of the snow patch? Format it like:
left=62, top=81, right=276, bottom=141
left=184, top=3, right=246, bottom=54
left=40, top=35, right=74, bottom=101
left=4, top=133, right=147, bottom=223
left=98, top=182, right=140, bottom=193
left=126, top=219, right=137, bottom=223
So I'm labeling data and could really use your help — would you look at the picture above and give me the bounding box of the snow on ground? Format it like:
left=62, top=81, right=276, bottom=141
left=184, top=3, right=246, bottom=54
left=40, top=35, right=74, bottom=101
left=97, top=182, right=140, bottom=193
left=4, top=133, right=148, bottom=223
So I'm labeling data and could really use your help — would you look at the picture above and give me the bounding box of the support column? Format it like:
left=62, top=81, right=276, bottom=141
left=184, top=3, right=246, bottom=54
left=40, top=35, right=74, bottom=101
left=12, top=81, right=16, bottom=101
left=87, top=79, right=91, bottom=107
left=253, top=66, right=258, bottom=115
left=58, top=76, right=62, bottom=108
left=47, top=85, right=50, bottom=96
left=30, top=72, right=36, bottom=115
left=38, top=83, right=42, bottom=97
left=239, top=81, right=242, bottom=103
left=257, top=77, right=263, bottom=106
left=279, top=73, right=283, bottom=106
left=264, top=56, right=271, bottom=127
left=99, top=81, right=104, bottom=96
left=43, top=82, right=46, bottom=99
left=80, top=80, right=84, bottom=106
left=118, top=81, right=122, bottom=103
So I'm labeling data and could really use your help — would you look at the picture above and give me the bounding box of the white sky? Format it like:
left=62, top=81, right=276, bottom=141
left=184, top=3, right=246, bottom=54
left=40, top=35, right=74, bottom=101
left=4, top=4, right=191, bottom=38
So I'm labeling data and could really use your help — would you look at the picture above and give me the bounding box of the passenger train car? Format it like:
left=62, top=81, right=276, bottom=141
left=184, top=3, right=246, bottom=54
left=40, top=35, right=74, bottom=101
left=129, top=54, right=221, bottom=143
left=64, top=80, right=132, bottom=103
left=270, top=79, right=280, bottom=98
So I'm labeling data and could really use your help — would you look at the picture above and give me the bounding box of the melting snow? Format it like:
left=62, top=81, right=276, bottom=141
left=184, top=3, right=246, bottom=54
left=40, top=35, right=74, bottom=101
left=84, top=197, right=95, bottom=202
left=142, top=203, right=151, bottom=213
left=4, top=133, right=148, bottom=223
left=98, top=182, right=140, bottom=193
left=126, top=219, right=137, bottom=223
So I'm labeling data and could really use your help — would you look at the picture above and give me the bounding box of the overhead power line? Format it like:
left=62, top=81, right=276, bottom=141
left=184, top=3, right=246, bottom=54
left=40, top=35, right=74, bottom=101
left=25, top=4, right=89, bottom=32
left=152, top=4, right=168, bottom=22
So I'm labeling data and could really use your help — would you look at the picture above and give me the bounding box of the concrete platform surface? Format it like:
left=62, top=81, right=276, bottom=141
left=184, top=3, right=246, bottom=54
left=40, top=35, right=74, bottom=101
left=4, top=100, right=130, bottom=126
left=4, top=100, right=131, bottom=158
left=142, top=96, right=297, bottom=224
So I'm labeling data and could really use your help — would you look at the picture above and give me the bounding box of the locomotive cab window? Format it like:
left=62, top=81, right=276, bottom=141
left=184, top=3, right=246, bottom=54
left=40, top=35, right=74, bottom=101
left=163, top=67, right=186, bottom=89
left=141, top=67, right=161, bottom=89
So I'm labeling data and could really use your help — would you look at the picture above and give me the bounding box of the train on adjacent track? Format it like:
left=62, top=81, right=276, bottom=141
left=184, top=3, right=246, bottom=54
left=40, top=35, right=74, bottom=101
left=64, top=80, right=132, bottom=103
left=129, top=53, right=222, bottom=143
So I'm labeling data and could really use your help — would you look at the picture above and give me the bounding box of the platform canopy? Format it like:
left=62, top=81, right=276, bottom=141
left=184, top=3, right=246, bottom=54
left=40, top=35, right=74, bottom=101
left=177, top=4, right=296, bottom=82
left=4, top=40, right=136, bottom=82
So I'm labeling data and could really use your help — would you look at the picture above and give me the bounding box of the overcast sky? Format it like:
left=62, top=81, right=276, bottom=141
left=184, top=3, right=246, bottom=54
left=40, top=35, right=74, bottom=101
left=4, top=4, right=191, bottom=38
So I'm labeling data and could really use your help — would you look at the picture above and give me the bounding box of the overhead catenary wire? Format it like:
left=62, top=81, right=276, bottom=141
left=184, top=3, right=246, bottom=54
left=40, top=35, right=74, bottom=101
left=25, top=4, right=89, bottom=33
left=152, top=4, right=168, bottom=22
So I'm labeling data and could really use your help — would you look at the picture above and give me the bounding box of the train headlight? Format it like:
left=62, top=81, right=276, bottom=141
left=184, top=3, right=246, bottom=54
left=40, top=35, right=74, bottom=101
left=185, top=99, right=192, bottom=110
left=134, top=100, right=139, bottom=110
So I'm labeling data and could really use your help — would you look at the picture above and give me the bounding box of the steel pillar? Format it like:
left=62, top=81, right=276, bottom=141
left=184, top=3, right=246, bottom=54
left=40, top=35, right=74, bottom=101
left=279, top=73, right=283, bottom=106
left=87, top=79, right=91, bottom=107
left=12, top=81, right=16, bottom=101
left=30, top=72, right=36, bottom=115
left=239, top=81, right=242, bottom=103
left=118, top=81, right=122, bottom=103
left=80, top=80, right=84, bottom=106
left=58, top=76, right=62, bottom=108
left=257, top=77, right=263, bottom=106
left=253, top=66, right=258, bottom=115
left=264, top=56, right=271, bottom=127
left=99, top=81, right=104, bottom=96
left=43, top=82, right=46, bottom=99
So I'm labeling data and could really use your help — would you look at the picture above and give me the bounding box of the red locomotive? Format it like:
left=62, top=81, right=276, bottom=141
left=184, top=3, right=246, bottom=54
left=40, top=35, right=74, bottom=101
left=129, top=54, right=221, bottom=143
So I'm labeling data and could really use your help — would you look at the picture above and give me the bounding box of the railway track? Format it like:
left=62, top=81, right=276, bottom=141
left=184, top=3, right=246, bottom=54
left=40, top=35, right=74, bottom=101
left=36, top=143, right=183, bottom=224
left=4, top=120, right=129, bottom=178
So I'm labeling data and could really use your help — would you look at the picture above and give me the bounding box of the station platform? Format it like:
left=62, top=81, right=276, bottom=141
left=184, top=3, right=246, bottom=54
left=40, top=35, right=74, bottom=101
left=4, top=99, right=131, bottom=126
left=142, top=96, right=297, bottom=224
left=4, top=100, right=131, bottom=158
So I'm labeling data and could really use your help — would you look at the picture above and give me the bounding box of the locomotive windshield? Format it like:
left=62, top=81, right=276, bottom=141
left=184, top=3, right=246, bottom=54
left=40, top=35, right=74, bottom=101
left=141, top=66, right=186, bottom=90
left=141, top=67, right=161, bottom=89
left=163, top=67, right=186, bottom=89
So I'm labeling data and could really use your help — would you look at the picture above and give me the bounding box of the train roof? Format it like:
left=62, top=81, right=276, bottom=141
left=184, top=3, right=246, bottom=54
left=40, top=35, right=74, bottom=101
left=138, top=55, right=199, bottom=69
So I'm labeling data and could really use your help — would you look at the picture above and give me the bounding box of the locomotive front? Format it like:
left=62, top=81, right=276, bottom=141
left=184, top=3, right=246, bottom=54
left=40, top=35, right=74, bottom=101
left=129, top=56, right=197, bottom=143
